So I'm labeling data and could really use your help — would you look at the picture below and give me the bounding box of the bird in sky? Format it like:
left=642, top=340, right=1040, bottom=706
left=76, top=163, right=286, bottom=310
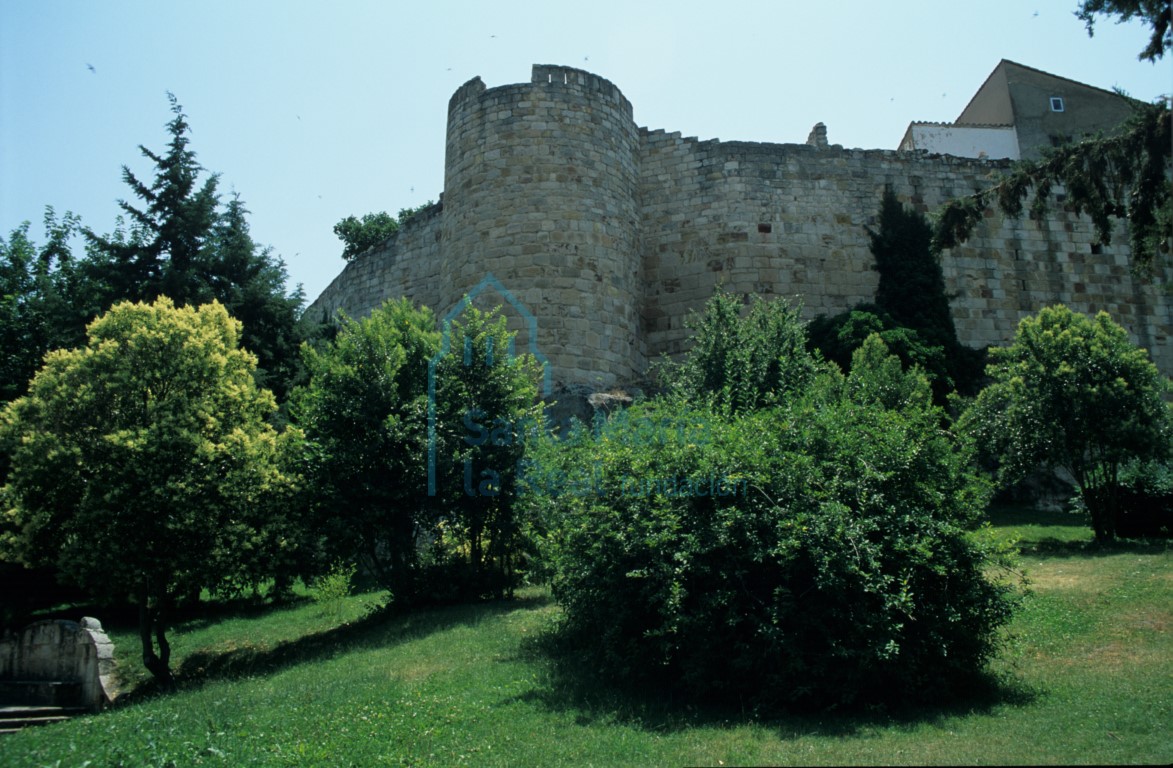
left=86, top=63, right=96, bottom=73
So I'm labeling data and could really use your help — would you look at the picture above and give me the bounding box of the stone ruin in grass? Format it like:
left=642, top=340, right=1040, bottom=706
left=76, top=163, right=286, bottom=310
left=0, top=617, right=119, bottom=713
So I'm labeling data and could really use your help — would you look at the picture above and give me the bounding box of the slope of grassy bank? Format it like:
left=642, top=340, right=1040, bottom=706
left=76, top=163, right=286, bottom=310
left=2, top=511, right=1169, bottom=766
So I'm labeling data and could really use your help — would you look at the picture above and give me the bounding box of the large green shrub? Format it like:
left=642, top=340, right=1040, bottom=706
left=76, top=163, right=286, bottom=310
left=806, top=304, right=951, bottom=390
left=293, top=299, right=544, bottom=603
left=962, top=305, right=1171, bottom=542
left=533, top=336, right=1017, bottom=708
left=668, top=290, right=815, bottom=414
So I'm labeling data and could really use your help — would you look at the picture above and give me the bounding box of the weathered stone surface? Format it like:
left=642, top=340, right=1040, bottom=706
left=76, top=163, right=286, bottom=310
left=0, top=618, right=118, bottom=712
left=80, top=617, right=118, bottom=707
left=308, top=64, right=1172, bottom=387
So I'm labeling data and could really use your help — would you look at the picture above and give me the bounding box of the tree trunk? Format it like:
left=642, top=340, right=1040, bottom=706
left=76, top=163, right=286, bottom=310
left=138, top=582, right=174, bottom=686
left=1085, top=485, right=1118, bottom=543
left=272, top=570, right=294, bottom=603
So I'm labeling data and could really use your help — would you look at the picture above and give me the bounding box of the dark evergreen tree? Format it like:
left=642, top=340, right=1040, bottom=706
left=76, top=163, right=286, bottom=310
left=85, top=93, right=220, bottom=308
left=1076, top=0, right=1171, bottom=63
left=870, top=189, right=958, bottom=354
left=83, top=94, right=307, bottom=401
left=860, top=191, right=986, bottom=399
left=0, top=209, right=90, bottom=403
left=207, top=194, right=306, bottom=401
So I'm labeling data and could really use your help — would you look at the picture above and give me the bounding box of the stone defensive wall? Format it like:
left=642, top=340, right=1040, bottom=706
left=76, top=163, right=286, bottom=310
left=309, top=64, right=1172, bottom=387
left=637, top=132, right=1171, bottom=373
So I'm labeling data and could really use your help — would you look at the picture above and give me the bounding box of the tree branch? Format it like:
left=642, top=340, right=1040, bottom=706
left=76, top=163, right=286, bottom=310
left=932, top=103, right=1171, bottom=271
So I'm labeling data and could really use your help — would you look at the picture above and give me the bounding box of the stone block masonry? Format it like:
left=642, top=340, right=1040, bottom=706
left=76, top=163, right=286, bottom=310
left=0, top=617, right=118, bottom=712
left=309, top=65, right=1172, bottom=385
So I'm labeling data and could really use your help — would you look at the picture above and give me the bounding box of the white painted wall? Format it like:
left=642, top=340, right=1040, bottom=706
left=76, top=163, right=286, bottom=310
left=899, top=124, right=1020, bottom=160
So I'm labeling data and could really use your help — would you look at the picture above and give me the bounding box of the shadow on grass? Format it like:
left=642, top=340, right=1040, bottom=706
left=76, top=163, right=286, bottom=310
left=986, top=505, right=1088, bottom=529
left=118, top=592, right=552, bottom=705
left=1016, top=537, right=1170, bottom=559
left=22, top=589, right=312, bottom=635
left=986, top=504, right=1170, bottom=557
left=168, top=593, right=314, bottom=634
left=504, top=629, right=1038, bottom=738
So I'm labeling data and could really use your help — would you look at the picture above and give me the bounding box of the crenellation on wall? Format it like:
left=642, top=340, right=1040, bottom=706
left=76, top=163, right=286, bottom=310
left=309, top=65, right=1172, bottom=385
left=435, top=63, right=644, bottom=389
left=447, top=76, right=487, bottom=116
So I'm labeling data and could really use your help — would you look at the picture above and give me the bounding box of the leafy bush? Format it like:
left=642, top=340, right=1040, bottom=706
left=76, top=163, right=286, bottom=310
left=666, top=290, right=815, bottom=414
left=1110, top=459, right=1173, bottom=538
left=807, top=304, right=949, bottom=385
left=293, top=299, right=544, bottom=603
left=1119, top=458, right=1173, bottom=496
left=310, top=560, right=357, bottom=619
left=962, top=305, right=1171, bottom=542
left=533, top=336, right=1018, bottom=709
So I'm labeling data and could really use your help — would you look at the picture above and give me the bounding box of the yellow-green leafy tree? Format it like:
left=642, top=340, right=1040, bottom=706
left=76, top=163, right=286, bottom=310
left=0, top=298, right=300, bottom=684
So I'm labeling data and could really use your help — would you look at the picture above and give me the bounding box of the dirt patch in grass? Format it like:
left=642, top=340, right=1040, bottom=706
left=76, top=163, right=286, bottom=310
left=1121, top=609, right=1170, bottom=633
left=394, top=659, right=448, bottom=682
left=1026, top=567, right=1087, bottom=591
left=1079, top=641, right=1148, bottom=669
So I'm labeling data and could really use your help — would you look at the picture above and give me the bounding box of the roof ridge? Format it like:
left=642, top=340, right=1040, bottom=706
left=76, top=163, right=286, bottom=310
left=908, top=120, right=1015, bottom=128
left=998, top=58, right=1141, bottom=101
left=956, top=59, right=1137, bottom=122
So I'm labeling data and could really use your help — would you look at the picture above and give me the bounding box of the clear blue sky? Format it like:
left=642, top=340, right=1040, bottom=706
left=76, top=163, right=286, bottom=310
left=2, top=0, right=1169, bottom=305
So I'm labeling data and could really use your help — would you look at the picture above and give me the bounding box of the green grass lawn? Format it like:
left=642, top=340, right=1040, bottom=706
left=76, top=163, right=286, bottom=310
left=2, top=510, right=1169, bottom=767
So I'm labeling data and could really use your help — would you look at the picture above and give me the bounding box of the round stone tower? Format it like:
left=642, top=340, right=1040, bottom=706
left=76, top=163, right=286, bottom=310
left=441, top=64, right=642, bottom=390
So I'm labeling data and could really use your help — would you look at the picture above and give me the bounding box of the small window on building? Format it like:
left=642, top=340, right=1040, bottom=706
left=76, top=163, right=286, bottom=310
left=1050, top=96, right=1065, bottom=112
left=758, top=223, right=772, bottom=234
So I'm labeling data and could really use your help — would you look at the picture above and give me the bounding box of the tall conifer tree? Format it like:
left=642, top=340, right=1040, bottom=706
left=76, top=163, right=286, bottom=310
left=84, top=95, right=306, bottom=400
